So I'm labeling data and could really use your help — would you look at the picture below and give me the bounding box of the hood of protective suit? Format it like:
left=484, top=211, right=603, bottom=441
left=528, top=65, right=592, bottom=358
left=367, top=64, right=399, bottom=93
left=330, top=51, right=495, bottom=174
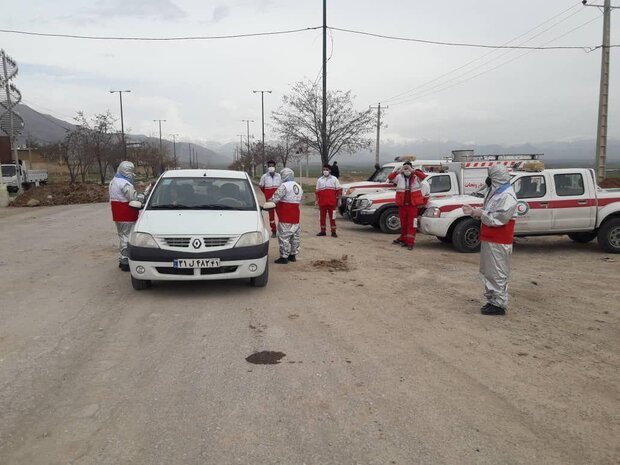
left=280, top=168, right=295, bottom=183
left=117, top=161, right=135, bottom=181
left=488, top=165, right=510, bottom=187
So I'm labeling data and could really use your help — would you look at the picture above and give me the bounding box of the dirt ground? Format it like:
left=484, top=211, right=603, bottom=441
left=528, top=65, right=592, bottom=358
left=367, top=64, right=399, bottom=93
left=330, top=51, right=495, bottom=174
left=0, top=201, right=618, bottom=465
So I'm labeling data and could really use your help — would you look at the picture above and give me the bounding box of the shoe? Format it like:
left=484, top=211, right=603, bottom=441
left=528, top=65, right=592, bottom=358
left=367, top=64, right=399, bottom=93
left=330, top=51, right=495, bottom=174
left=331, top=232, right=338, bottom=237
left=274, top=257, right=289, bottom=264
left=393, top=239, right=403, bottom=245
left=271, top=231, right=277, bottom=238
left=481, top=304, right=506, bottom=315
left=480, top=303, right=491, bottom=312
left=401, top=243, right=408, bottom=247
left=288, top=255, right=297, bottom=262
left=316, top=232, right=327, bottom=236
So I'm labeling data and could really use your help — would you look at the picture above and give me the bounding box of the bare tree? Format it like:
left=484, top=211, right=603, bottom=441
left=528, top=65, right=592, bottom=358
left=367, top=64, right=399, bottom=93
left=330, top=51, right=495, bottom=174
left=272, top=80, right=375, bottom=166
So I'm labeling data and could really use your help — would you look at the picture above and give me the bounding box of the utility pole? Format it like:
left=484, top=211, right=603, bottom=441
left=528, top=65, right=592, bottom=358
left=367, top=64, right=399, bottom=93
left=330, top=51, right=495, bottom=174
left=188, top=143, right=192, bottom=168
left=253, top=90, right=272, bottom=173
left=321, top=0, right=328, bottom=166
left=153, top=119, right=166, bottom=174
left=237, top=134, right=244, bottom=163
left=109, top=90, right=131, bottom=158
left=169, top=133, right=179, bottom=168
left=242, top=119, right=254, bottom=176
left=370, top=103, right=388, bottom=166
left=1, top=50, right=21, bottom=192
left=585, top=0, right=616, bottom=182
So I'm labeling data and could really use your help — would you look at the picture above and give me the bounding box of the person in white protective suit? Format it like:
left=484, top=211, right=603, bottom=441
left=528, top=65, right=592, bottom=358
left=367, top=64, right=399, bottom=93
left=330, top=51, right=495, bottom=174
left=263, top=168, right=303, bottom=264
left=463, top=165, right=518, bottom=315
left=109, top=161, right=144, bottom=271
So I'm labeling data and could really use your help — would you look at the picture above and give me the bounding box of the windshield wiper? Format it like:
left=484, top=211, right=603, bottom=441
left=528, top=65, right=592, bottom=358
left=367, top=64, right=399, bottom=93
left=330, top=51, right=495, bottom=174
left=150, top=204, right=193, bottom=209
left=190, top=204, right=238, bottom=210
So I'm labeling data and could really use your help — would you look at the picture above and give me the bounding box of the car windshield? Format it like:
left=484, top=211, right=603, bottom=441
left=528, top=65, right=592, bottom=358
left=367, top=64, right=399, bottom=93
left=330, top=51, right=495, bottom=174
left=147, top=177, right=257, bottom=211
left=370, top=167, right=395, bottom=183
left=1, top=165, right=16, bottom=177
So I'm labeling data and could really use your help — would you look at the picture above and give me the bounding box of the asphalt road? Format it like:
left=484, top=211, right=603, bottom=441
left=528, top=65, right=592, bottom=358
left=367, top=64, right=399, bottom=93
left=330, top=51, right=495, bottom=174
left=0, top=203, right=618, bottom=465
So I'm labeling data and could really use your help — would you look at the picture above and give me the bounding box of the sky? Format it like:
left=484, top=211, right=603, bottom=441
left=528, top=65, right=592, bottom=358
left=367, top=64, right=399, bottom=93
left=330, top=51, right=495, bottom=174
left=1, top=0, right=618, bottom=151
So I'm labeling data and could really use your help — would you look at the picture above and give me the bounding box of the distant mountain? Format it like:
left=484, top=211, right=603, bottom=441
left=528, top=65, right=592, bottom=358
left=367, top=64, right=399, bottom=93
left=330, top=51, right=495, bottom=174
left=14, top=104, right=231, bottom=168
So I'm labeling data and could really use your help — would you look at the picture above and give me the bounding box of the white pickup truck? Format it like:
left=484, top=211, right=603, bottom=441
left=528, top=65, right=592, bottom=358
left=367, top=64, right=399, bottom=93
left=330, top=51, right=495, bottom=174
left=1, top=162, right=48, bottom=193
left=349, top=156, right=542, bottom=234
left=419, top=167, right=620, bottom=253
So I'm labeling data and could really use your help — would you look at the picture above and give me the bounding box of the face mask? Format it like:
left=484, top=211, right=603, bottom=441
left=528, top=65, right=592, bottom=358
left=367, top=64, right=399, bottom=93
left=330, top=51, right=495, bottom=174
left=268, top=166, right=275, bottom=173
left=403, top=169, right=412, bottom=177
left=485, top=176, right=492, bottom=187
left=323, top=170, right=330, bottom=177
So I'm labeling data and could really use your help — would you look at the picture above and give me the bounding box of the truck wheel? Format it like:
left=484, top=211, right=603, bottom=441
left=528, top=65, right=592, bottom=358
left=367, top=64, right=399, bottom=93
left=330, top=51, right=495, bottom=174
left=568, top=232, right=597, bottom=243
left=379, top=208, right=401, bottom=234
left=131, top=276, right=151, bottom=290
left=452, top=218, right=481, bottom=253
left=597, top=218, right=620, bottom=253
left=250, top=262, right=269, bottom=287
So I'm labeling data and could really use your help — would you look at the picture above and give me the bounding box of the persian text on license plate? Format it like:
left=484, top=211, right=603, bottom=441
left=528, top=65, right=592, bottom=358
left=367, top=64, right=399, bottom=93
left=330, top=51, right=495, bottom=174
left=173, top=258, right=220, bottom=269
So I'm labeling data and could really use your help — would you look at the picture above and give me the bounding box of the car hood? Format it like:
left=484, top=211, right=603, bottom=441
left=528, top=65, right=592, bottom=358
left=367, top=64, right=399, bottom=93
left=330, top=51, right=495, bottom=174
left=426, top=194, right=483, bottom=208
left=360, top=190, right=395, bottom=201
left=341, top=181, right=393, bottom=191
left=136, top=209, right=262, bottom=235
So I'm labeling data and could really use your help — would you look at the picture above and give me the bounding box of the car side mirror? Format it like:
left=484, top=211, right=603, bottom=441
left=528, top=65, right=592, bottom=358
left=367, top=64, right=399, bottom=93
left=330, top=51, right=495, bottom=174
left=129, top=200, right=143, bottom=209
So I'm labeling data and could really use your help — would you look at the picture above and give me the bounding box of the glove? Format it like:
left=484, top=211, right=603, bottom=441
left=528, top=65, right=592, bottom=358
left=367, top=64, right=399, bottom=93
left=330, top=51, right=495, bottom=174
left=471, top=208, right=483, bottom=219
left=262, top=201, right=276, bottom=210
left=462, top=204, right=473, bottom=215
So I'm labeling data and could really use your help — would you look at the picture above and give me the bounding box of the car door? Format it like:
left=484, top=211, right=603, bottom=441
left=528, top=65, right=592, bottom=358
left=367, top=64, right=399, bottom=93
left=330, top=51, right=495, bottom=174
left=427, top=174, right=453, bottom=198
left=551, top=172, right=595, bottom=231
left=512, top=174, right=553, bottom=233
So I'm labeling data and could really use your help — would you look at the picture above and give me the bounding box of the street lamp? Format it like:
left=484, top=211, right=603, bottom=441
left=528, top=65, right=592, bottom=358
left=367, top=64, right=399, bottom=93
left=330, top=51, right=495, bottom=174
left=253, top=90, right=272, bottom=173
left=153, top=119, right=166, bottom=173
left=109, top=90, right=131, bottom=158
left=241, top=119, right=254, bottom=176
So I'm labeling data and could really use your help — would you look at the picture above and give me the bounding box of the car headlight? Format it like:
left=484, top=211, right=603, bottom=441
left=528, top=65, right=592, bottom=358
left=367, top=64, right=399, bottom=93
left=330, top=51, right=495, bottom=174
left=423, top=207, right=441, bottom=218
left=357, top=199, right=372, bottom=209
left=235, top=231, right=265, bottom=248
left=130, top=232, right=160, bottom=248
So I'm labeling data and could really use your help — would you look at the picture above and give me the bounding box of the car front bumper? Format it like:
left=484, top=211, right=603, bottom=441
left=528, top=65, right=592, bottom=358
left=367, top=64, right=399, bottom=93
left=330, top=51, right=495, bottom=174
left=128, top=242, right=269, bottom=281
left=418, top=217, right=452, bottom=238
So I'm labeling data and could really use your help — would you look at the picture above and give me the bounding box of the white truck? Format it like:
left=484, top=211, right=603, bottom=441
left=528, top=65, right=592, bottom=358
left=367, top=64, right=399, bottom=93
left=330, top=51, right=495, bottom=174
left=338, top=157, right=445, bottom=217
left=349, top=153, right=543, bottom=234
left=419, top=167, right=620, bottom=253
left=0, top=161, right=48, bottom=193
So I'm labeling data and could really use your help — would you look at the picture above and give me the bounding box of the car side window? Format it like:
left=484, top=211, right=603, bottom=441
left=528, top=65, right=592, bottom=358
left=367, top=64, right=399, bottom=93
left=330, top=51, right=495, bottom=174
left=554, top=173, right=585, bottom=197
left=429, top=175, right=451, bottom=193
left=514, top=175, right=546, bottom=199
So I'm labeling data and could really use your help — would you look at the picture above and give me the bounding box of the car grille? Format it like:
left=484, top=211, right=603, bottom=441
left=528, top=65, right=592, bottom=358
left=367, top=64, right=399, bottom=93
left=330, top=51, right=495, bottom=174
left=155, top=266, right=238, bottom=276
left=203, top=237, right=231, bottom=247
left=162, top=237, right=191, bottom=248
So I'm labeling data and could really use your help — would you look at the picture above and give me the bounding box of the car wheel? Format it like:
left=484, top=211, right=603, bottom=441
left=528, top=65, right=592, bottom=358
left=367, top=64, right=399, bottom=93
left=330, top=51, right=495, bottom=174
left=568, top=232, right=597, bottom=243
left=438, top=236, right=452, bottom=244
left=452, top=218, right=481, bottom=253
left=131, top=275, right=151, bottom=290
left=250, top=261, right=269, bottom=287
left=379, top=208, right=401, bottom=234
left=597, top=218, right=620, bottom=253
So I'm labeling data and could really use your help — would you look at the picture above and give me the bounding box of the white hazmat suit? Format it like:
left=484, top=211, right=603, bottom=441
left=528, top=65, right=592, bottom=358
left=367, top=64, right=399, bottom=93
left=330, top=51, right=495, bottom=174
left=466, top=165, right=518, bottom=312
left=269, top=168, right=303, bottom=261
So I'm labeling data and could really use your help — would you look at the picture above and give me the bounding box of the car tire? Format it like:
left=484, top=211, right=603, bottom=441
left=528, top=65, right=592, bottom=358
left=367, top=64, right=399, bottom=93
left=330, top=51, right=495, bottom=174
left=568, top=232, right=597, bottom=243
left=597, top=217, right=620, bottom=253
left=250, top=261, right=269, bottom=287
left=131, top=275, right=151, bottom=290
left=438, top=236, right=452, bottom=244
left=452, top=218, right=481, bottom=253
left=379, top=208, right=401, bottom=234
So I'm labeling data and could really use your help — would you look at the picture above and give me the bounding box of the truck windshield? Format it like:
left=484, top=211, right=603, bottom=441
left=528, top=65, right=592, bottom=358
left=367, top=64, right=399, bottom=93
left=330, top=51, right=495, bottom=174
left=147, top=177, right=257, bottom=211
left=1, top=165, right=16, bottom=177
left=370, top=167, right=395, bottom=183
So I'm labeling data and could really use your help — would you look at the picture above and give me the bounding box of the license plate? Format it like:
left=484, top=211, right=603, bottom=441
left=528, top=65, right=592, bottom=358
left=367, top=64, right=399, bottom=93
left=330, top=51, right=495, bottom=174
left=173, top=258, right=220, bottom=269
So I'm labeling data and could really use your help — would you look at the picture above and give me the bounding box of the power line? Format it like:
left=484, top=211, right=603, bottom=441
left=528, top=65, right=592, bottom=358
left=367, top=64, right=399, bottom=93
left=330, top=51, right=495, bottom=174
left=382, top=3, right=587, bottom=104
left=0, top=26, right=322, bottom=41
left=329, top=26, right=611, bottom=50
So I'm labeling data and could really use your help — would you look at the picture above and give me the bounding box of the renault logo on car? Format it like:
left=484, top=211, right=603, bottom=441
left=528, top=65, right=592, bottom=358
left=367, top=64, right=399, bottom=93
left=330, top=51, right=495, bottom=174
left=192, top=238, right=201, bottom=249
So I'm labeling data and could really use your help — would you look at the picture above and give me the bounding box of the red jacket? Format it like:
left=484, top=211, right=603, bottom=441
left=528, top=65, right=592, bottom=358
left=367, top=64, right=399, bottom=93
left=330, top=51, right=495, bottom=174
left=315, top=175, right=341, bottom=207
left=388, top=170, right=427, bottom=207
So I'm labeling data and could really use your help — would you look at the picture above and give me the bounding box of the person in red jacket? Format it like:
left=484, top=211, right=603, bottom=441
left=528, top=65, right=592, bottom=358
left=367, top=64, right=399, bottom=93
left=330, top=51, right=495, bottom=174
left=315, top=164, right=341, bottom=237
left=258, top=160, right=282, bottom=238
left=388, top=162, right=427, bottom=250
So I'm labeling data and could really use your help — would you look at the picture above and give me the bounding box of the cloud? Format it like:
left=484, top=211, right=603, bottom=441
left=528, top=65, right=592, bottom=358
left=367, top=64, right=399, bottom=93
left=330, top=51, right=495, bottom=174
left=211, top=5, right=230, bottom=23
left=90, top=0, right=185, bottom=20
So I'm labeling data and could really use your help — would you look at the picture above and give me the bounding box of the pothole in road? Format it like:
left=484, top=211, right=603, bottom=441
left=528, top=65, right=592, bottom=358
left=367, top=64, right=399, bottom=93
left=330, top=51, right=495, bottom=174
left=246, top=351, right=286, bottom=365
